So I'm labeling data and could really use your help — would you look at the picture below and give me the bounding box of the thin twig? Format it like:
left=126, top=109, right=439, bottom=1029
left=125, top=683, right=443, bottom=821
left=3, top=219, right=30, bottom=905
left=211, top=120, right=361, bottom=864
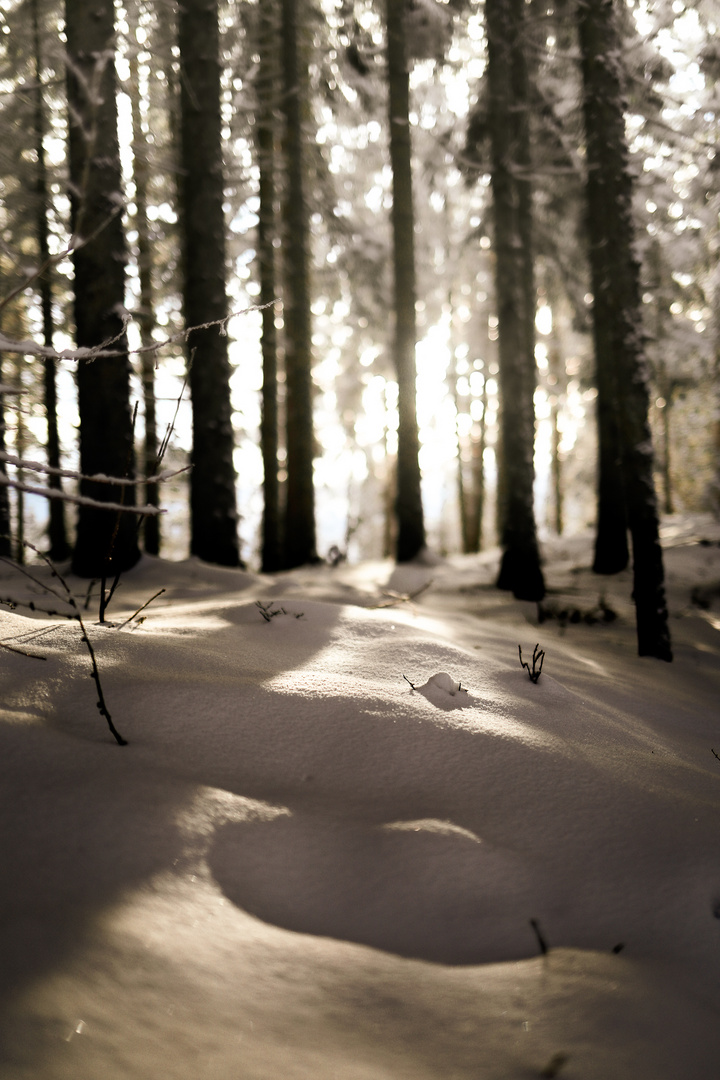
left=116, top=588, right=166, bottom=630
left=4, top=543, right=126, bottom=745
left=373, top=581, right=433, bottom=609
left=519, top=643, right=545, bottom=683
left=0, top=555, right=68, bottom=605
left=530, top=918, right=549, bottom=955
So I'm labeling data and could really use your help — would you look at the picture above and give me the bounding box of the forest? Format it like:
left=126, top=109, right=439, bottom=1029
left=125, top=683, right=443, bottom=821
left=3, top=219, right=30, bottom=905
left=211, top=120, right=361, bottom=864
left=1, top=4, right=720, bottom=1076
left=0, top=0, right=718, bottom=659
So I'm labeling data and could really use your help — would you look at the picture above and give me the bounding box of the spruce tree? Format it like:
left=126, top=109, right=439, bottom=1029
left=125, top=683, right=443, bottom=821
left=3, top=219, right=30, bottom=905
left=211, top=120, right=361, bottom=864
left=577, top=0, right=671, bottom=660
left=65, top=0, right=140, bottom=577
left=280, top=0, right=317, bottom=568
left=485, top=0, right=545, bottom=600
left=178, top=0, right=241, bottom=567
left=385, top=0, right=426, bottom=562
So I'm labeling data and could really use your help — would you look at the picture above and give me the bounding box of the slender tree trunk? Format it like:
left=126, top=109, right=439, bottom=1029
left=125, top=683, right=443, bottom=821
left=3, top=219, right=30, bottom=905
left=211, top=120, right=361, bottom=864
left=592, top=271, right=629, bottom=573
left=385, top=0, right=425, bottom=562
left=33, top=0, right=70, bottom=561
left=468, top=374, right=487, bottom=552
left=13, top=355, right=25, bottom=564
left=578, top=0, right=671, bottom=660
left=467, top=311, right=491, bottom=554
left=178, top=0, right=240, bottom=567
left=65, top=0, right=140, bottom=577
left=486, top=0, right=545, bottom=600
left=550, top=396, right=563, bottom=535
left=256, top=1, right=282, bottom=572
left=0, top=350, right=9, bottom=556
left=658, top=393, right=673, bottom=515
left=453, top=378, right=470, bottom=553
left=129, top=48, right=160, bottom=555
left=547, top=315, right=564, bottom=535
left=280, top=0, right=317, bottom=568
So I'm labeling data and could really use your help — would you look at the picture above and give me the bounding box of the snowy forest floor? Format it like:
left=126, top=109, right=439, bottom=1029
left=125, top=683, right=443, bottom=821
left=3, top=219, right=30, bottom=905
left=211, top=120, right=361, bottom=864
left=0, top=513, right=719, bottom=1080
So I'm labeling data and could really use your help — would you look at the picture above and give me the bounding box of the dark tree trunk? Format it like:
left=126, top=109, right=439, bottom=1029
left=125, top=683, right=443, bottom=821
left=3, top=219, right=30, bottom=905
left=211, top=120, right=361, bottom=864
left=0, top=350, right=9, bottom=557
left=486, top=0, right=545, bottom=600
left=280, top=0, right=317, bottom=568
left=178, top=0, right=240, bottom=567
left=33, top=0, right=70, bottom=561
left=592, top=322, right=629, bottom=572
left=129, top=48, right=159, bottom=556
left=578, top=0, right=671, bottom=660
left=385, top=0, right=426, bottom=562
left=256, top=1, right=282, bottom=573
left=13, top=355, right=25, bottom=563
left=65, top=0, right=140, bottom=577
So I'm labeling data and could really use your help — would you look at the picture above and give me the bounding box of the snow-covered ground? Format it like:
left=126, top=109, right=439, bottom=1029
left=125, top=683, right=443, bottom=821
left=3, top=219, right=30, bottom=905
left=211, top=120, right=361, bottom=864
left=1, top=515, right=719, bottom=1079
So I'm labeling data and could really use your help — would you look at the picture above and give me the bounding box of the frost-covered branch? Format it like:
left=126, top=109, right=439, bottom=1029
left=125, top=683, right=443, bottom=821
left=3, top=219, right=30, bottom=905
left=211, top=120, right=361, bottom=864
left=0, top=451, right=190, bottom=488
left=0, top=302, right=278, bottom=363
left=0, top=474, right=164, bottom=516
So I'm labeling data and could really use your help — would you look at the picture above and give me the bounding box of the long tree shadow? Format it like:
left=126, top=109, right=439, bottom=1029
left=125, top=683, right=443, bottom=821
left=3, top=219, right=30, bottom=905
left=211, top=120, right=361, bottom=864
left=0, top=569, right=346, bottom=1019
left=209, top=810, right=540, bottom=965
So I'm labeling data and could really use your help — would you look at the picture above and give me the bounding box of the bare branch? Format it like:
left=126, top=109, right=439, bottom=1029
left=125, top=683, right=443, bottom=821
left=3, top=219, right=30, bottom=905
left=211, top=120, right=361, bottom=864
left=116, top=588, right=166, bottom=630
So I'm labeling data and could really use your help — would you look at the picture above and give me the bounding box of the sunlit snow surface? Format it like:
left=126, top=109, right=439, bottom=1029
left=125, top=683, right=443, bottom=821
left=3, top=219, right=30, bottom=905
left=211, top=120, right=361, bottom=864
left=1, top=518, right=719, bottom=1079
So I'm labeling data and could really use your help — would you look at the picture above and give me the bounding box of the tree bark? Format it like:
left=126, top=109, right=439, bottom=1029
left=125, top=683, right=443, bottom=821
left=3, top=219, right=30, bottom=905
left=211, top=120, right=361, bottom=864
left=66, top=0, right=140, bottom=577
left=33, top=0, right=70, bottom=561
left=256, top=0, right=282, bottom=572
left=178, top=0, right=240, bottom=567
left=486, top=0, right=545, bottom=600
left=578, top=0, right=671, bottom=660
left=280, top=0, right=317, bottom=568
left=0, top=350, right=9, bottom=557
left=129, top=47, right=160, bottom=556
left=385, top=0, right=426, bottom=562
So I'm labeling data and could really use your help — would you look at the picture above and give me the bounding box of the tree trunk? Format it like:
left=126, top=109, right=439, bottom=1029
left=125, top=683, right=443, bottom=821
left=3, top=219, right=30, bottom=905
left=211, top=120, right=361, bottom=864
left=592, top=320, right=629, bottom=572
left=469, top=378, right=487, bottom=552
left=385, top=0, right=426, bottom=562
left=33, top=0, right=70, bottom=561
left=178, top=0, right=240, bottom=567
left=280, top=0, right=317, bottom=568
left=129, top=47, right=160, bottom=556
left=486, top=0, right=545, bottom=600
left=578, top=0, right=671, bottom=660
left=256, top=1, right=282, bottom=572
left=65, top=0, right=140, bottom=577
left=13, top=354, right=25, bottom=564
left=658, top=394, right=673, bottom=515
left=546, top=305, right=564, bottom=536
left=0, top=350, right=9, bottom=557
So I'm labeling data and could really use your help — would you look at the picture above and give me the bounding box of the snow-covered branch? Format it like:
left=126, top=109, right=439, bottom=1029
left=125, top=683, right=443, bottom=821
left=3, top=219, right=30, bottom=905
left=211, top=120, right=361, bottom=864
left=0, top=302, right=278, bottom=364
left=0, top=475, right=164, bottom=516
left=0, top=451, right=189, bottom=488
